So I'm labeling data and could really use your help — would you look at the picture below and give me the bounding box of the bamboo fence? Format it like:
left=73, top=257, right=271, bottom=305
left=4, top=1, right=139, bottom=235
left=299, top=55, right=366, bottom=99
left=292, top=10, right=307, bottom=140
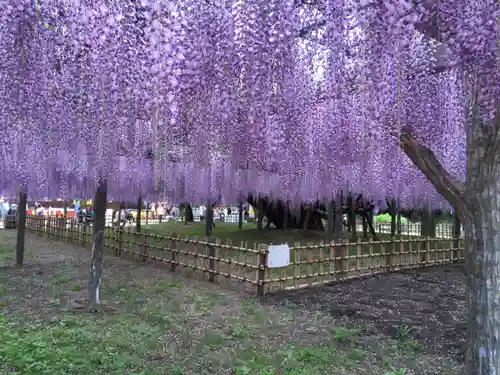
left=25, top=216, right=465, bottom=295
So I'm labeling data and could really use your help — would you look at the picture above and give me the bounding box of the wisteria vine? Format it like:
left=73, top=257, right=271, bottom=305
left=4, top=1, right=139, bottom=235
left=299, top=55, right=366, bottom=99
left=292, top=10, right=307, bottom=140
left=0, top=0, right=497, bottom=208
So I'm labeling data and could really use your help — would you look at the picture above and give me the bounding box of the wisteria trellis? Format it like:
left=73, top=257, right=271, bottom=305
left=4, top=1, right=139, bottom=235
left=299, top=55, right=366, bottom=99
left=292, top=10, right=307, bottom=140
left=0, top=0, right=496, bottom=208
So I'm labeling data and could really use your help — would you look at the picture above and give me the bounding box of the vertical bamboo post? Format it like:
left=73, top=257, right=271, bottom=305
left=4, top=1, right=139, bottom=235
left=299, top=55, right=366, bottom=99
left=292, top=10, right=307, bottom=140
left=118, top=227, right=123, bottom=256
left=356, top=239, right=362, bottom=271
left=257, top=244, right=268, bottom=296
left=335, top=240, right=348, bottom=282
left=142, top=233, right=149, bottom=262
left=208, top=236, right=216, bottom=282
left=384, top=240, right=392, bottom=273
left=171, top=232, right=177, bottom=272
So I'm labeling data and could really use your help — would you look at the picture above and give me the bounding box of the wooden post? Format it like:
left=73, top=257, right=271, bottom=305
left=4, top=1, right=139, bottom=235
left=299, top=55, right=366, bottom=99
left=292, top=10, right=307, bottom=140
left=207, top=236, right=215, bottom=282
left=16, top=190, right=28, bottom=267
left=142, top=233, right=148, bottom=262
left=205, top=201, right=215, bottom=281
left=171, top=232, right=177, bottom=272
left=82, top=222, right=87, bottom=246
left=56, top=216, right=61, bottom=240
left=396, top=199, right=402, bottom=236
left=384, top=241, right=392, bottom=272
left=257, top=244, right=268, bottom=296
left=70, top=220, right=74, bottom=243
left=136, top=196, right=142, bottom=233
left=118, top=227, right=123, bottom=256
left=145, top=201, right=149, bottom=226
left=452, top=214, right=461, bottom=261
left=88, top=179, right=107, bottom=313
left=335, top=240, right=348, bottom=281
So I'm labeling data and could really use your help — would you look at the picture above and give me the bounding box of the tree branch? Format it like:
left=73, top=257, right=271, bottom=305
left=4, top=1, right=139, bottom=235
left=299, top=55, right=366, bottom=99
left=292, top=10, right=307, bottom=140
left=298, top=19, right=326, bottom=38
left=399, top=126, right=466, bottom=213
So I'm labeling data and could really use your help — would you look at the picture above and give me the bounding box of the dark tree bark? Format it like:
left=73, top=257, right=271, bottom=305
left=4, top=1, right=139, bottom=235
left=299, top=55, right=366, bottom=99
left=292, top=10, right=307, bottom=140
left=334, top=198, right=344, bottom=240
left=88, top=180, right=107, bottom=313
left=256, top=198, right=264, bottom=230
left=302, top=206, right=313, bottom=231
left=347, top=195, right=357, bottom=241
left=453, top=214, right=461, bottom=249
left=136, top=195, right=142, bottom=233
left=327, top=200, right=335, bottom=240
left=205, top=200, right=213, bottom=237
left=400, top=95, right=500, bottom=374
left=238, top=200, right=243, bottom=229
left=362, top=214, right=369, bottom=240
left=16, top=189, right=27, bottom=267
left=420, top=209, right=431, bottom=237
left=388, top=199, right=397, bottom=237
left=283, top=201, right=289, bottom=230
left=247, top=196, right=325, bottom=230
left=363, top=208, right=379, bottom=240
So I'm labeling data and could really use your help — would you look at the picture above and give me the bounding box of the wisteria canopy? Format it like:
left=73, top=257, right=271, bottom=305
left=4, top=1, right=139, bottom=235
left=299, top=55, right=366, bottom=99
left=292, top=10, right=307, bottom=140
left=0, top=0, right=497, bottom=207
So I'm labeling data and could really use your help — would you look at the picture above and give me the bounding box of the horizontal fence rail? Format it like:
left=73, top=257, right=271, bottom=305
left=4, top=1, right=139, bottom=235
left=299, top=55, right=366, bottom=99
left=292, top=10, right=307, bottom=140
left=23, top=216, right=465, bottom=295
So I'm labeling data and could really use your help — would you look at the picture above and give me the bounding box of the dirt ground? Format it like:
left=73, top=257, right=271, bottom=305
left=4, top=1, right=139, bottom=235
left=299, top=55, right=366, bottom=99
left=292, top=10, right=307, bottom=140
left=0, top=230, right=464, bottom=375
left=261, top=265, right=467, bottom=360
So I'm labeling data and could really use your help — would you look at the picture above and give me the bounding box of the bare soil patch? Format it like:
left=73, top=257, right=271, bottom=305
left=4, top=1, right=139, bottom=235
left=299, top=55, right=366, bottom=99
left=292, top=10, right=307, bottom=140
left=0, top=230, right=464, bottom=375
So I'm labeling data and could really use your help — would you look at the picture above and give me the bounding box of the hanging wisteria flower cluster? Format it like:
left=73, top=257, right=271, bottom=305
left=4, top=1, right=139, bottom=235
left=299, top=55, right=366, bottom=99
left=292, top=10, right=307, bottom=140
left=0, top=0, right=497, bottom=207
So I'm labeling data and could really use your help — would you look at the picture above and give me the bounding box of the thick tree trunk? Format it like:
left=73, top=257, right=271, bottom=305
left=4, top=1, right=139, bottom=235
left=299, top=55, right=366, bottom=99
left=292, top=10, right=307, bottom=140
left=16, top=189, right=27, bottom=267
left=347, top=196, right=357, bottom=242
left=362, top=214, right=369, bottom=240
left=136, top=196, right=142, bottom=233
left=461, top=107, right=500, bottom=374
left=420, top=209, right=431, bottom=237
left=302, top=207, right=313, bottom=231
left=400, top=89, right=500, bottom=374
left=205, top=200, right=213, bottom=237
left=283, top=202, right=289, bottom=230
left=463, top=194, right=500, bottom=375
left=334, top=199, right=344, bottom=240
left=88, top=180, right=107, bottom=313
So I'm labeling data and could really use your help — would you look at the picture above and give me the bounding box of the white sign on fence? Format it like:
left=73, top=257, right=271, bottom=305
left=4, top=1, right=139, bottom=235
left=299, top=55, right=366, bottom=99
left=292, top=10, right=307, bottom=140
left=267, top=244, right=290, bottom=268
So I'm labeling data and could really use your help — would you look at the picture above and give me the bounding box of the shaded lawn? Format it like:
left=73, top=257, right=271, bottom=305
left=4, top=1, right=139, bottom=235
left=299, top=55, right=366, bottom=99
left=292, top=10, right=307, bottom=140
left=139, top=221, right=411, bottom=247
left=0, top=232, right=461, bottom=375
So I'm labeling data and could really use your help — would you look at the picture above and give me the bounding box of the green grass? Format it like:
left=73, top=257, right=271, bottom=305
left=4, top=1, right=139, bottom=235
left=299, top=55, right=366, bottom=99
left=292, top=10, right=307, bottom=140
left=375, top=214, right=409, bottom=224
left=0, top=260, right=453, bottom=375
left=0, top=228, right=462, bottom=375
left=0, top=231, right=34, bottom=265
left=0, top=258, right=419, bottom=375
